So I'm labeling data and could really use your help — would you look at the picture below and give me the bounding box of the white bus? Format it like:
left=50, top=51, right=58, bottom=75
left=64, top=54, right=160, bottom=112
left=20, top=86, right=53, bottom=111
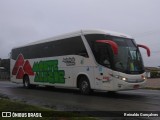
left=10, top=29, right=150, bottom=94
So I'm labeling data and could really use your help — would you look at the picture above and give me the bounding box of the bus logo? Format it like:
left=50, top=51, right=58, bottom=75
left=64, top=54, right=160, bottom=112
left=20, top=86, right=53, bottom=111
left=12, top=54, right=34, bottom=79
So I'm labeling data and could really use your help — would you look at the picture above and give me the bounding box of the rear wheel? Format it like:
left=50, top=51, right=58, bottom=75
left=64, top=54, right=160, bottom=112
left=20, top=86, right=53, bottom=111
left=79, top=76, right=92, bottom=95
left=23, top=75, right=31, bottom=88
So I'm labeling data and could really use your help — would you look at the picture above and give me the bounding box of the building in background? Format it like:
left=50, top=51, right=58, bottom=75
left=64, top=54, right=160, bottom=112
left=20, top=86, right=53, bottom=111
left=0, top=59, right=10, bottom=80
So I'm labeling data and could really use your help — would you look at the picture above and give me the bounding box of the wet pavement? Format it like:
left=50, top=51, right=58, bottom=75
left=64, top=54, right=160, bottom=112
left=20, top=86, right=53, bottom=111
left=0, top=80, right=160, bottom=119
left=145, top=78, right=160, bottom=88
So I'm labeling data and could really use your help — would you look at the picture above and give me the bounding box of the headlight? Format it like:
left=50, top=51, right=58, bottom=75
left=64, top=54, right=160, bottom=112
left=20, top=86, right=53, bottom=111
left=122, top=77, right=127, bottom=81
left=141, top=75, right=146, bottom=80
left=114, top=75, right=127, bottom=81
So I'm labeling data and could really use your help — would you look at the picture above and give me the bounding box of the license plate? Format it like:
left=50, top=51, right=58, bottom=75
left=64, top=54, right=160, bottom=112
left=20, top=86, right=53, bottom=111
left=133, top=85, right=140, bottom=89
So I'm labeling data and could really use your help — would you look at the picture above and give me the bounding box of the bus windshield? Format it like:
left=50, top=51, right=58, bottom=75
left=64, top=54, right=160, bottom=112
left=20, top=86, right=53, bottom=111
left=85, top=34, right=145, bottom=74
left=113, top=37, right=144, bottom=74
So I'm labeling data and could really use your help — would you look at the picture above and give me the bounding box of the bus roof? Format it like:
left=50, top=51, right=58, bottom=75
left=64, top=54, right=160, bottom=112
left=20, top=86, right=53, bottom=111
left=82, top=29, right=132, bottom=38
left=13, top=29, right=133, bottom=49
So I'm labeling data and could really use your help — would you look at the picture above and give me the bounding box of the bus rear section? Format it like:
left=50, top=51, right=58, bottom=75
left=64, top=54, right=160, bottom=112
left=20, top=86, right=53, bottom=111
left=10, top=34, right=94, bottom=94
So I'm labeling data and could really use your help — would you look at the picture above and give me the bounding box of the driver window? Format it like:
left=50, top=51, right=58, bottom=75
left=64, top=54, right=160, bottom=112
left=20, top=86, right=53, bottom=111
left=95, top=43, right=111, bottom=68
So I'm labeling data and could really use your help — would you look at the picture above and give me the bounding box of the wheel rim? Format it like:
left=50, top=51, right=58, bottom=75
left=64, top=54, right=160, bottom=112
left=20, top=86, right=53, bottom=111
left=81, top=81, right=88, bottom=92
left=24, top=77, right=29, bottom=87
left=24, top=80, right=28, bottom=87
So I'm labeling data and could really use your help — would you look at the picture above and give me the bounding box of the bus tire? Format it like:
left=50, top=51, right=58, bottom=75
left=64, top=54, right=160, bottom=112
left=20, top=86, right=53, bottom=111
left=23, top=75, right=31, bottom=88
left=79, top=76, right=92, bottom=95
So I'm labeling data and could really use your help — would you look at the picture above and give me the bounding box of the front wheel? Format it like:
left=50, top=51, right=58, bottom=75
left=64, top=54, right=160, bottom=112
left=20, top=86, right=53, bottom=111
left=79, top=77, right=92, bottom=95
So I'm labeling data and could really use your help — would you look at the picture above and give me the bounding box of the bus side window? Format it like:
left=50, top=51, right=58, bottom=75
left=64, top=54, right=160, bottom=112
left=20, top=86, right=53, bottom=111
left=66, top=36, right=89, bottom=58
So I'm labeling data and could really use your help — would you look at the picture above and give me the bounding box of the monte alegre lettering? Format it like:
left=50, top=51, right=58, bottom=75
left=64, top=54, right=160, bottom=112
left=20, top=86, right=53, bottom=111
left=32, top=60, right=65, bottom=84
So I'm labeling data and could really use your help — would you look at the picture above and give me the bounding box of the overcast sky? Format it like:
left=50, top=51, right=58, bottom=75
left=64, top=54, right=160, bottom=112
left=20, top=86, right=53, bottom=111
left=0, top=0, right=160, bottom=67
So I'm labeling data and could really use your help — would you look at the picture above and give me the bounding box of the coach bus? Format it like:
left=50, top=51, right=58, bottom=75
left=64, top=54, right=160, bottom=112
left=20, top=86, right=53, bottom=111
left=10, top=29, right=150, bottom=94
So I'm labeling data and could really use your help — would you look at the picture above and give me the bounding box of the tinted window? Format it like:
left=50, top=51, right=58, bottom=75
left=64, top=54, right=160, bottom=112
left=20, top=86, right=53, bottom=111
left=12, top=36, right=88, bottom=60
left=85, top=34, right=113, bottom=68
left=85, top=34, right=144, bottom=74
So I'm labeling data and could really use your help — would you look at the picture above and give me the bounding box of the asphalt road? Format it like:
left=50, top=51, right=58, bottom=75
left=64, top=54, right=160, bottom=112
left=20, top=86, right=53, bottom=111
left=0, top=80, right=160, bottom=119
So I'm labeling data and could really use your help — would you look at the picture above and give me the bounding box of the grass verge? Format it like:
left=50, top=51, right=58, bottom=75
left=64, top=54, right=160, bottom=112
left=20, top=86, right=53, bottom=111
left=144, top=87, right=160, bottom=90
left=0, top=98, right=97, bottom=120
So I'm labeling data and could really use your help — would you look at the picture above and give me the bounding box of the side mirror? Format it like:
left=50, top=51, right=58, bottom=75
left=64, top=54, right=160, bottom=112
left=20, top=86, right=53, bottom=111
left=96, top=40, right=118, bottom=55
left=137, top=44, right=151, bottom=57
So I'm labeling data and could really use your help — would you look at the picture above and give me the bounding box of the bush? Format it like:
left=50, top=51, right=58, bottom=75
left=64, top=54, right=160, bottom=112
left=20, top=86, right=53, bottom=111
left=150, top=71, right=159, bottom=78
